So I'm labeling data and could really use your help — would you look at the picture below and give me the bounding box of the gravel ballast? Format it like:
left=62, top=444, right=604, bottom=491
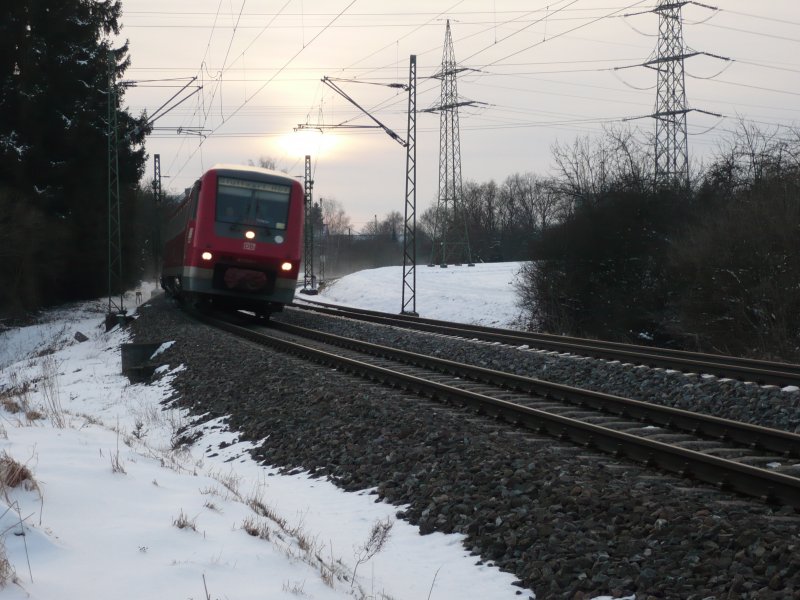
left=278, top=307, right=800, bottom=434
left=132, top=296, right=800, bottom=599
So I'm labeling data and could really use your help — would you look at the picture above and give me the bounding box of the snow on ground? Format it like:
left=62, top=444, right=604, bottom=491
left=312, top=262, right=526, bottom=328
left=0, top=274, right=629, bottom=600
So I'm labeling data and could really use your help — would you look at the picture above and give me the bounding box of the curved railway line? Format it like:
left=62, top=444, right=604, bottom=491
left=190, top=307, right=800, bottom=510
left=289, top=299, right=800, bottom=389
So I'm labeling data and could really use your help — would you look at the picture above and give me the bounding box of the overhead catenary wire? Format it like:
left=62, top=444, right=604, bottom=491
left=136, top=1, right=800, bottom=196
left=328, top=0, right=659, bottom=127
left=170, top=0, right=358, bottom=183
left=339, top=0, right=468, bottom=73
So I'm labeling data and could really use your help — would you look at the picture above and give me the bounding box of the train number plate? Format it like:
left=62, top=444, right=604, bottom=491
left=243, top=242, right=256, bottom=251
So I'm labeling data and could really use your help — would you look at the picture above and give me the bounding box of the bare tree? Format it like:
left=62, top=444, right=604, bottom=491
left=551, top=124, right=650, bottom=206
left=320, top=197, right=351, bottom=235
left=247, top=156, right=287, bottom=172
left=361, top=210, right=402, bottom=239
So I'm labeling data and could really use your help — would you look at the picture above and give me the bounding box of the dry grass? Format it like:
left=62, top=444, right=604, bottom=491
left=0, top=453, right=38, bottom=585
left=0, top=542, right=16, bottom=587
left=0, top=453, right=39, bottom=497
left=246, top=493, right=287, bottom=530
left=39, top=354, right=65, bottom=428
left=110, top=450, right=127, bottom=474
left=352, top=517, right=393, bottom=588
left=210, top=469, right=242, bottom=499
left=1, top=357, right=65, bottom=427
left=0, top=398, right=20, bottom=414
left=172, top=509, right=197, bottom=531
left=1, top=372, right=41, bottom=423
left=33, top=324, right=71, bottom=358
left=110, top=428, right=126, bottom=475
left=241, top=516, right=272, bottom=540
left=282, top=580, right=306, bottom=596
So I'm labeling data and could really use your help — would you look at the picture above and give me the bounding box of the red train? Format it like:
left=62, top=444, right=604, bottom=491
left=160, top=164, right=304, bottom=317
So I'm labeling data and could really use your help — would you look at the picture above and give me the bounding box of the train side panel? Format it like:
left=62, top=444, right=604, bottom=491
left=161, top=182, right=199, bottom=288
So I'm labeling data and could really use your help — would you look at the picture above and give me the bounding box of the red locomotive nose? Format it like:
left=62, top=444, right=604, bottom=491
left=224, top=267, right=268, bottom=291
left=160, top=164, right=304, bottom=318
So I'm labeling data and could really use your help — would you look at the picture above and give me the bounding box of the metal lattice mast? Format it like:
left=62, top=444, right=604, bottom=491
left=401, top=55, right=418, bottom=316
left=652, top=1, right=689, bottom=190
left=619, top=2, right=723, bottom=190
left=152, top=153, right=162, bottom=278
left=431, top=20, right=473, bottom=267
left=301, top=154, right=317, bottom=294
left=107, top=52, right=124, bottom=317
left=296, top=66, right=418, bottom=307
left=152, top=153, right=162, bottom=203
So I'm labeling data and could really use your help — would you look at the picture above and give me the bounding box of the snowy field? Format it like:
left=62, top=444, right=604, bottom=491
left=311, top=262, right=526, bottom=328
left=0, top=272, right=627, bottom=600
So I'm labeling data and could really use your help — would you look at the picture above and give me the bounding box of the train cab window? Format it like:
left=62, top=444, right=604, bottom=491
left=216, top=176, right=290, bottom=229
left=254, top=191, right=288, bottom=230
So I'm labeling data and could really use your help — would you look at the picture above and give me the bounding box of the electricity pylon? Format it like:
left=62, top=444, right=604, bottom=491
left=652, top=1, right=690, bottom=189
left=423, top=20, right=478, bottom=267
left=618, top=1, right=725, bottom=191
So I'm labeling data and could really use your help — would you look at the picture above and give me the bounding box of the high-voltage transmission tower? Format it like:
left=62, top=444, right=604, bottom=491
left=423, top=20, right=479, bottom=267
left=301, top=154, right=318, bottom=295
left=652, top=1, right=691, bottom=189
left=620, top=1, right=724, bottom=191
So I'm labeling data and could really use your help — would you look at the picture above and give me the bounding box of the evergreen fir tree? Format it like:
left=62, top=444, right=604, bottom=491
left=0, top=0, right=148, bottom=312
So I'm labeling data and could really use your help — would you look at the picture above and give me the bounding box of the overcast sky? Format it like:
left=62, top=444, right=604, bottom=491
left=119, top=1, right=800, bottom=228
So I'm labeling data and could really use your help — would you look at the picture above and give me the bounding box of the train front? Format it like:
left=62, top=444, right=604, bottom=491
left=194, top=165, right=303, bottom=314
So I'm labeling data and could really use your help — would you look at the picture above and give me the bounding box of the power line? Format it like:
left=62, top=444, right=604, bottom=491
left=699, top=22, right=800, bottom=44
left=124, top=7, right=646, bottom=18
left=347, top=0, right=584, bottom=83
left=201, top=0, right=248, bottom=127
left=481, top=0, right=652, bottom=67
left=136, top=1, right=800, bottom=198
left=460, top=0, right=582, bottom=64
left=170, top=1, right=358, bottom=183
left=340, top=0, right=467, bottom=72
left=704, top=78, right=800, bottom=99
left=716, top=8, right=800, bottom=30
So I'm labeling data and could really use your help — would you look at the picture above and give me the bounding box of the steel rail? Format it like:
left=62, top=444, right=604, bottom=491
left=271, top=321, right=800, bottom=458
left=289, top=300, right=800, bottom=388
left=195, top=310, right=800, bottom=509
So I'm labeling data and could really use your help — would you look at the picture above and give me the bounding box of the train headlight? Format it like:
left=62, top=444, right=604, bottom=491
left=201, top=251, right=213, bottom=261
left=281, top=262, right=293, bottom=272
left=245, top=230, right=256, bottom=240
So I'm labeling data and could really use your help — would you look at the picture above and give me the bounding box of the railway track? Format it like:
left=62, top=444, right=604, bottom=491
left=289, top=299, right=800, bottom=388
left=192, top=307, right=800, bottom=510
